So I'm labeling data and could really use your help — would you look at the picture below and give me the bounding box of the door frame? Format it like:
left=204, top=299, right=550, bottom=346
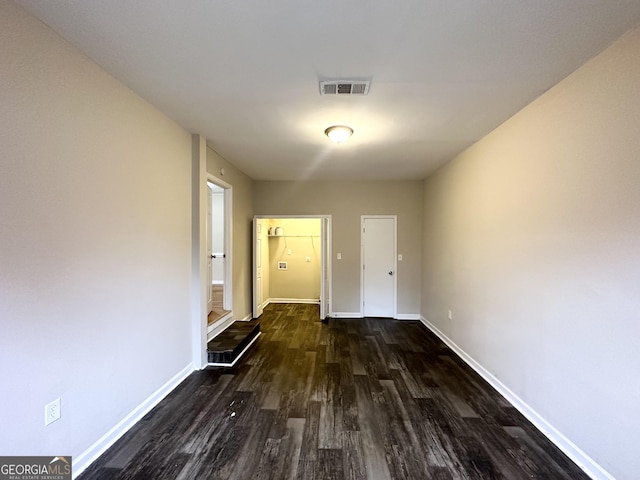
left=252, top=218, right=267, bottom=318
left=206, top=184, right=213, bottom=314
left=360, top=215, right=397, bottom=318
left=206, top=175, right=233, bottom=331
left=252, top=215, right=332, bottom=319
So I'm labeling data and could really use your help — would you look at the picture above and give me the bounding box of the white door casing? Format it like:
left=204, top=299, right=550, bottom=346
left=206, top=185, right=213, bottom=314
left=252, top=218, right=264, bottom=318
left=361, top=216, right=397, bottom=318
left=252, top=215, right=331, bottom=319
left=206, top=175, right=233, bottom=318
left=320, top=217, right=331, bottom=320
left=221, top=183, right=232, bottom=312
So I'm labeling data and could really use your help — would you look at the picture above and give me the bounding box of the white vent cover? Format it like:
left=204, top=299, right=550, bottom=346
left=320, top=80, right=370, bottom=95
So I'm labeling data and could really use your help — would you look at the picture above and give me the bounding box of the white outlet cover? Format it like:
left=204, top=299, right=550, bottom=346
left=45, top=397, right=61, bottom=426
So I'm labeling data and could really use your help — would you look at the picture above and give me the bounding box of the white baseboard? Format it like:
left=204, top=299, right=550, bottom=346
left=331, top=312, right=363, bottom=318
left=329, top=313, right=420, bottom=320
left=419, top=316, right=612, bottom=480
left=268, top=297, right=320, bottom=304
left=239, top=312, right=253, bottom=321
left=72, top=363, right=194, bottom=479
left=207, top=312, right=234, bottom=341
left=259, top=299, right=270, bottom=311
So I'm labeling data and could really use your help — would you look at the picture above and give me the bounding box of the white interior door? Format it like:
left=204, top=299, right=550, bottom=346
left=207, top=177, right=233, bottom=318
left=362, top=216, right=396, bottom=318
left=211, top=189, right=225, bottom=290
left=206, top=186, right=213, bottom=314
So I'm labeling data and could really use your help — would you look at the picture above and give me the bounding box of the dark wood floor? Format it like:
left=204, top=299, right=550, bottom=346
left=80, top=304, right=590, bottom=480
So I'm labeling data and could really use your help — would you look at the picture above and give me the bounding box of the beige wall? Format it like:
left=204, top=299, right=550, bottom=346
left=421, top=27, right=640, bottom=480
left=6, top=2, right=634, bottom=477
left=0, top=0, right=192, bottom=462
left=253, top=181, right=423, bottom=315
left=206, top=147, right=254, bottom=319
left=267, top=218, right=321, bottom=300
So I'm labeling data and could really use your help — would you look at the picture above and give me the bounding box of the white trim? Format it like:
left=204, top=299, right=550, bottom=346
left=419, top=316, right=613, bottom=480
left=207, top=332, right=261, bottom=367
left=207, top=312, right=234, bottom=342
left=252, top=217, right=264, bottom=318
left=395, top=313, right=420, bottom=320
left=72, top=364, right=194, bottom=479
left=191, top=134, right=208, bottom=369
left=239, top=312, right=253, bottom=322
left=223, top=185, right=232, bottom=312
left=268, top=298, right=320, bottom=305
left=320, top=217, right=330, bottom=320
left=211, top=280, right=224, bottom=285
left=252, top=215, right=332, bottom=320
left=207, top=174, right=233, bottom=314
left=331, top=312, right=363, bottom=318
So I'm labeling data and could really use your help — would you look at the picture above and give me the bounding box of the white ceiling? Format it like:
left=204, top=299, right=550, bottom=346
left=16, top=1, right=640, bottom=181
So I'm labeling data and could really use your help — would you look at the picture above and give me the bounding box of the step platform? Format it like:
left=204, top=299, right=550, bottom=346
left=207, top=321, right=260, bottom=366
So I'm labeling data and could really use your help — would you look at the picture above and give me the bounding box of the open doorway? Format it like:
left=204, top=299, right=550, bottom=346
left=207, top=177, right=232, bottom=339
left=253, top=215, right=331, bottom=319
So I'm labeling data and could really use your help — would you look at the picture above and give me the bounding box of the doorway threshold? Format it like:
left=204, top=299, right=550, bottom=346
left=207, top=312, right=233, bottom=342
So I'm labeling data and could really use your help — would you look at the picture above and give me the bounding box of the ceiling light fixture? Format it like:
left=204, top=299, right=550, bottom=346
left=324, top=125, right=353, bottom=143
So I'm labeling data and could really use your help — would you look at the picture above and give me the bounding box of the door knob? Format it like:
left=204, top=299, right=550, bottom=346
left=388, top=271, right=393, bottom=276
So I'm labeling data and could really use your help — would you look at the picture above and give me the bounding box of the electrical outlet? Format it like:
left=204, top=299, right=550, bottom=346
left=45, top=398, right=61, bottom=426
left=448, top=310, right=453, bottom=320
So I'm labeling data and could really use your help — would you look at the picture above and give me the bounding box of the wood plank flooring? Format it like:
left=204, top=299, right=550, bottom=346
left=208, top=285, right=229, bottom=325
left=79, top=304, right=590, bottom=480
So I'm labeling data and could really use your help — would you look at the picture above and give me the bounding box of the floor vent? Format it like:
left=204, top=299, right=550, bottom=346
left=320, top=80, right=370, bottom=95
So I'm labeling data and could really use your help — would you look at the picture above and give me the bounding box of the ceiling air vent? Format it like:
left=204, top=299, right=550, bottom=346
left=320, top=80, right=370, bottom=96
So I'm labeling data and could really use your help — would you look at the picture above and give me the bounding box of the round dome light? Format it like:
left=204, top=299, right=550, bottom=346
left=324, top=125, right=353, bottom=143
